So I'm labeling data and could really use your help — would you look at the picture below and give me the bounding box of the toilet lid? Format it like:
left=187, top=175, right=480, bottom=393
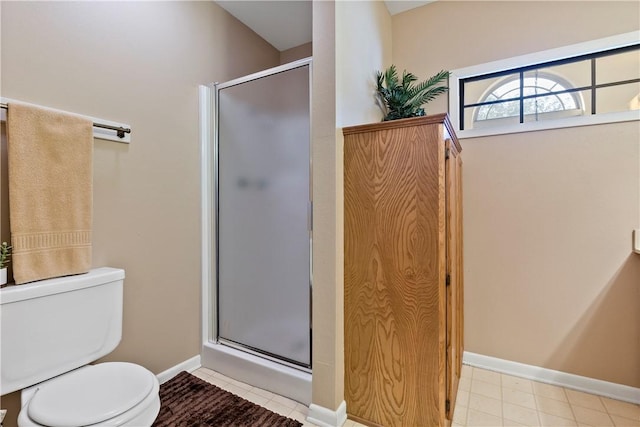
left=28, top=362, right=155, bottom=427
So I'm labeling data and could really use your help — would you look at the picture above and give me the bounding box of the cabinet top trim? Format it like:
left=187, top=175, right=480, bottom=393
left=342, top=113, right=461, bottom=152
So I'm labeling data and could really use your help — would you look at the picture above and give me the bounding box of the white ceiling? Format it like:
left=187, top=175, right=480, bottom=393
left=215, top=1, right=433, bottom=52
left=384, top=0, right=434, bottom=15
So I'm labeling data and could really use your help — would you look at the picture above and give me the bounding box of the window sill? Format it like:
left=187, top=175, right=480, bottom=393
left=456, top=109, right=640, bottom=139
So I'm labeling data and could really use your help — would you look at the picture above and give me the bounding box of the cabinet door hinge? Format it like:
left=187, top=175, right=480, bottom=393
left=445, top=399, right=451, bottom=413
left=446, top=274, right=451, bottom=286
left=445, top=148, right=450, bottom=160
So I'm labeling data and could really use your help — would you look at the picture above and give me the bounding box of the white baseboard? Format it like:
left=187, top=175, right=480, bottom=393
left=307, top=400, right=347, bottom=427
left=463, top=351, right=640, bottom=404
left=156, top=355, right=202, bottom=384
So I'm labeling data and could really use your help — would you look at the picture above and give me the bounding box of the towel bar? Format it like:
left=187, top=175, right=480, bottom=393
left=0, top=102, right=131, bottom=139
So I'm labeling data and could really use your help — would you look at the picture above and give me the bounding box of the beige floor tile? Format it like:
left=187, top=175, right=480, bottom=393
left=207, top=376, right=232, bottom=389
left=462, top=364, right=474, bottom=378
left=271, top=394, right=299, bottom=409
left=566, top=389, right=606, bottom=411
left=459, top=376, right=472, bottom=392
left=502, top=387, right=537, bottom=410
left=503, top=418, right=528, bottom=426
left=538, top=412, right=578, bottom=427
left=453, top=404, right=468, bottom=425
left=502, top=402, right=540, bottom=426
left=288, top=410, right=308, bottom=423
left=474, top=368, right=503, bottom=385
left=471, top=379, right=503, bottom=400
left=601, top=398, right=640, bottom=420
left=249, top=386, right=275, bottom=400
left=467, top=408, right=504, bottom=426
left=572, top=405, right=614, bottom=426
left=611, top=414, right=640, bottom=427
left=532, top=382, right=568, bottom=402
left=191, top=370, right=212, bottom=381
left=196, top=366, right=637, bottom=427
left=243, top=391, right=270, bottom=406
left=457, top=389, right=471, bottom=408
left=198, top=367, right=216, bottom=376
left=228, top=377, right=253, bottom=391
left=469, top=392, right=502, bottom=417
left=212, top=372, right=235, bottom=382
left=263, top=400, right=294, bottom=417
left=502, top=374, right=534, bottom=394
left=295, top=402, right=310, bottom=414
left=535, top=395, right=575, bottom=420
left=222, top=382, right=249, bottom=397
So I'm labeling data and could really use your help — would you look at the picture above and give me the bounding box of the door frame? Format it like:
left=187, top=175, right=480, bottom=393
left=200, top=57, right=313, bottom=370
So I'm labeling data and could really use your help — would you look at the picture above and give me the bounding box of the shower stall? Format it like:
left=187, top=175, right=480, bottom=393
left=199, top=58, right=312, bottom=404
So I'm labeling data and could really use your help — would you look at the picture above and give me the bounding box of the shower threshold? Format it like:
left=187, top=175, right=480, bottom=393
left=201, top=341, right=312, bottom=405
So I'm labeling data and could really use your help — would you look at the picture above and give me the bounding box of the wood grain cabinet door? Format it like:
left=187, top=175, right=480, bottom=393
left=445, top=138, right=464, bottom=420
left=344, top=115, right=462, bottom=427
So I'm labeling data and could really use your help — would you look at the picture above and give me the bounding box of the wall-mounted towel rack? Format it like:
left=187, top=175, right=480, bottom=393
left=0, top=99, right=131, bottom=143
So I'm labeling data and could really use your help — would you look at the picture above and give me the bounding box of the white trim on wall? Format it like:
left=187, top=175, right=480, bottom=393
left=463, top=352, right=640, bottom=405
left=156, top=355, right=201, bottom=385
left=199, top=84, right=215, bottom=345
left=307, top=401, right=347, bottom=427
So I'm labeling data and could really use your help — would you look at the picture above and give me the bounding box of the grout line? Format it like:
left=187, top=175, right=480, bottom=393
left=566, top=387, right=579, bottom=423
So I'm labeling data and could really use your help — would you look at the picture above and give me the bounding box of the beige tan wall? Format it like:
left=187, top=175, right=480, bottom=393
left=0, top=1, right=279, bottom=423
left=393, top=1, right=640, bottom=387
left=336, top=0, right=392, bottom=127
left=310, top=0, right=392, bottom=411
left=312, top=0, right=342, bottom=411
left=280, top=42, right=313, bottom=65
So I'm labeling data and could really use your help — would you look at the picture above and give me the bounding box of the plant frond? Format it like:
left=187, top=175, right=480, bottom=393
left=375, top=65, right=450, bottom=121
left=384, top=65, right=399, bottom=89
left=407, top=70, right=450, bottom=97
left=423, top=70, right=451, bottom=88
left=404, top=86, right=449, bottom=111
left=401, top=70, right=418, bottom=89
left=376, top=70, right=384, bottom=90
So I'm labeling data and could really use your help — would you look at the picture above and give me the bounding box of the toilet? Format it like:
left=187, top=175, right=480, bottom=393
left=0, top=268, right=160, bottom=426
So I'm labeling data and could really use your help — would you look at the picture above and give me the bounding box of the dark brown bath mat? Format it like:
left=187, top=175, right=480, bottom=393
left=152, top=371, right=303, bottom=427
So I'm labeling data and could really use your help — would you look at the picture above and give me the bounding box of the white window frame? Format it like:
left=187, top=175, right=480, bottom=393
left=449, top=31, right=640, bottom=139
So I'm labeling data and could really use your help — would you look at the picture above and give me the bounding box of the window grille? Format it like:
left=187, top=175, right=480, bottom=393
left=458, top=44, right=640, bottom=131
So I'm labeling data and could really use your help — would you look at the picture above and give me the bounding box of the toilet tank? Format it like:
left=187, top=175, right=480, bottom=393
left=0, top=267, right=124, bottom=395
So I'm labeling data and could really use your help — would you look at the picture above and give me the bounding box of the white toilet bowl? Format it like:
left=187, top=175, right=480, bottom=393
left=0, top=268, right=161, bottom=426
left=17, top=363, right=160, bottom=427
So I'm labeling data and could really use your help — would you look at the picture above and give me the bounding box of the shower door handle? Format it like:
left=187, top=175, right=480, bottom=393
left=308, top=201, right=313, bottom=232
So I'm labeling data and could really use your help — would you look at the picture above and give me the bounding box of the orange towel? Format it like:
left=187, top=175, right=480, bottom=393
left=7, top=102, right=93, bottom=284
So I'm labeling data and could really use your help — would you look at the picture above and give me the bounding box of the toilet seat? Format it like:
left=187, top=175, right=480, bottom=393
left=18, top=363, right=160, bottom=427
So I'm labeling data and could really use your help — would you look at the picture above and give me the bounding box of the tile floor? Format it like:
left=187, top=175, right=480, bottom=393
left=191, top=365, right=640, bottom=427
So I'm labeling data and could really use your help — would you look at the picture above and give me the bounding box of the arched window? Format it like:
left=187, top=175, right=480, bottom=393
left=453, top=38, right=639, bottom=136
left=474, top=72, right=583, bottom=124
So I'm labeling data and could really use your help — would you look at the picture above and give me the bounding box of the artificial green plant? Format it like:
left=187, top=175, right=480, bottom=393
left=375, top=65, right=450, bottom=121
left=0, top=242, right=12, bottom=269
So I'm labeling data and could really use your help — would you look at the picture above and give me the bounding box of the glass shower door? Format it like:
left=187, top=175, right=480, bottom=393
left=216, top=64, right=311, bottom=368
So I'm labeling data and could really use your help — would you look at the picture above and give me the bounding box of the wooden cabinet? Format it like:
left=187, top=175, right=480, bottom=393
left=343, top=114, right=463, bottom=427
